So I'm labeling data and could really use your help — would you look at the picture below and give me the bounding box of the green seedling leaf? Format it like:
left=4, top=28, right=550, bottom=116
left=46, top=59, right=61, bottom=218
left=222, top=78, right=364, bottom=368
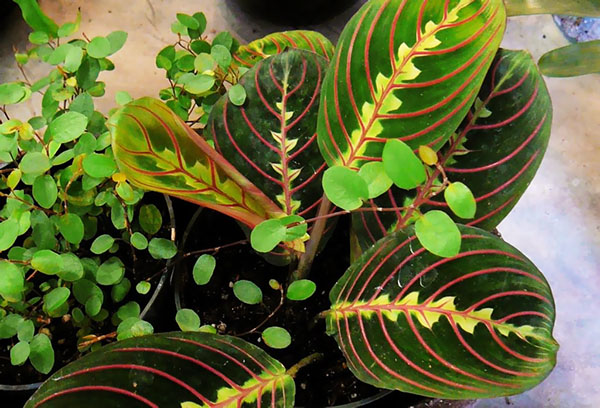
left=96, top=257, right=125, bottom=285
left=444, top=182, right=476, bottom=219
left=0, top=261, right=24, bottom=302
left=29, top=333, right=54, bottom=374
left=415, top=210, right=461, bottom=258
left=322, top=166, right=368, bottom=211
left=32, top=250, right=63, bottom=275
left=14, top=0, right=58, bottom=37
left=176, top=13, right=200, bottom=29
left=0, top=82, right=28, bottom=105
left=382, top=139, right=426, bottom=190
left=148, top=238, right=177, bottom=259
left=233, top=280, right=263, bottom=305
left=17, top=320, right=35, bottom=342
left=130, top=232, right=148, bottom=250
left=115, top=91, right=133, bottom=106
left=211, top=44, right=232, bottom=68
left=117, top=317, right=153, bottom=340
left=286, top=279, right=316, bottom=301
left=0, top=219, right=20, bottom=252
left=418, top=145, right=438, bottom=166
left=43, top=287, right=70, bottom=313
left=117, top=301, right=140, bottom=321
left=58, top=253, right=84, bottom=281
left=87, top=36, right=111, bottom=59
left=358, top=161, right=393, bottom=199
left=58, top=213, right=84, bottom=244
left=179, top=73, right=214, bottom=94
left=136, top=281, right=151, bottom=295
left=7, top=170, right=21, bottom=190
left=57, top=11, right=81, bottom=38
left=175, top=309, right=201, bottom=332
left=11, top=341, right=30, bottom=366
left=29, top=31, right=49, bottom=44
left=193, top=254, right=216, bottom=285
left=20, top=152, right=50, bottom=175
left=228, top=84, right=246, bottom=106
left=82, top=153, right=117, bottom=178
left=33, top=175, right=58, bottom=209
left=46, top=111, right=88, bottom=144
left=269, top=279, right=280, bottom=290
left=262, top=326, right=291, bottom=349
left=111, top=278, right=131, bottom=303
left=107, top=31, right=127, bottom=54
left=251, top=219, right=286, bottom=253
left=139, top=204, right=162, bottom=235
left=90, top=234, right=115, bottom=254
left=85, top=295, right=102, bottom=317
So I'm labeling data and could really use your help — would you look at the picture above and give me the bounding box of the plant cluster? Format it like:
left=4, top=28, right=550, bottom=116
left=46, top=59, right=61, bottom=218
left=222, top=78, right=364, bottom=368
left=2, top=0, right=586, bottom=406
left=0, top=1, right=177, bottom=376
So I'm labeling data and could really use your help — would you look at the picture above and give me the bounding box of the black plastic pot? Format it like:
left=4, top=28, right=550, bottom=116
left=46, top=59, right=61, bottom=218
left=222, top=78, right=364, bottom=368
left=0, top=195, right=176, bottom=401
left=226, top=0, right=362, bottom=25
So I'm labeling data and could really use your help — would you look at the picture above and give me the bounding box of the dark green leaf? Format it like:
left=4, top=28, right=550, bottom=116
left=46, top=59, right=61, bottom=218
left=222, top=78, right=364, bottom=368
left=14, top=0, right=58, bottom=37
left=148, top=238, right=177, bottom=259
left=538, top=40, right=600, bottom=77
left=70, top=93, right=94, bottom=119
left=43, top=287, right=70, bottom=313
left=176, top=13, right=200, bottom=30
left=130, top=232, right=148, bottom=250
left=82, top=153, right=116, bottom=178
left=17, top=319, right=34, bottom=342
left=139, top=204, right=162, bottom=235
left=211, top=44, right=232, bottom=68
left=90, top=234, right=115, bottom=254
left=10, top=341, right=30, bottom=366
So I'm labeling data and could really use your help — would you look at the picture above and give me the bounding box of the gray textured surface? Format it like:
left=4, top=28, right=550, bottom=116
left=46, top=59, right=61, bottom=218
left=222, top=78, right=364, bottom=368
left=0, top=1, right=598, bottom=407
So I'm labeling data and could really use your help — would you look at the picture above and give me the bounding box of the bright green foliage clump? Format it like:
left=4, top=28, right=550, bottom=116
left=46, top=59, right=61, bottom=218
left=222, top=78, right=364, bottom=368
left=0, top=2, right=176, bottom=375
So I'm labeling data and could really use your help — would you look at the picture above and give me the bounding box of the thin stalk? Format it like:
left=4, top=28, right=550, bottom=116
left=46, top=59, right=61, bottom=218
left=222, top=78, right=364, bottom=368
left=287, top=353, right=324, bottom=378
left=292, top=196, right=331, bottom=281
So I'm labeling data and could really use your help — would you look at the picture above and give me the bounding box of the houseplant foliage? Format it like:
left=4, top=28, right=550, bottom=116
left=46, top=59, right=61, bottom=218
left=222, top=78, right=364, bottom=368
left=28, top=0, right=559, bottom=406
left=0, top=0, right=177, bottom=379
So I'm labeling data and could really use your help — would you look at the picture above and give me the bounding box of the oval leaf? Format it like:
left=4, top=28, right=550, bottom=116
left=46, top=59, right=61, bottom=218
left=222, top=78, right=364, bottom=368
left=415, top=210, right=461, bottom=258
left=233, top=280, right=263, bottom=305
left=428, top=49, right=552, bottom=230
left=538, top=40, right=600, bottom=77
left=207, top=50, right=328, bottom=217
left=382, top=139, right=426, bottom=190
left=327, top=225, right=557, bottom=399
left=444, top=182, right=476, bottom=219
left=234, top=30, right=335, bottom=68
left=317, top=0, right=506, bottom=169
left=25, top=332, right=295, bottom=407
left=109, top=97, right=284, bottom=228
left=322, top=166, right=369, bottom=211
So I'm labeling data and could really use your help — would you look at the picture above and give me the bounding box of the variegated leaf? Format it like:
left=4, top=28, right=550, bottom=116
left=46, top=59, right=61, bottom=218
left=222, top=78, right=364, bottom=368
left=109, top=97, right=284, bottom=228
left=426, top=49, right=552, bottom=230
left=26, top=332, right=295, bottom=408
left=328, top=225, right=557, bottom=399
left=317, top=0, right=506, bottom=170
left=234, top=30, right=335, bottom=68
left=208, top=50, right=328, bottom=218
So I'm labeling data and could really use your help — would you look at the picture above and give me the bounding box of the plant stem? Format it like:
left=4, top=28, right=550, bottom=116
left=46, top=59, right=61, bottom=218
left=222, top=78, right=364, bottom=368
left=292, top=196, right=331, bottom=281
left=286, top=353, right=324, bottom=378
left=234, top=286, right=284, bottom=337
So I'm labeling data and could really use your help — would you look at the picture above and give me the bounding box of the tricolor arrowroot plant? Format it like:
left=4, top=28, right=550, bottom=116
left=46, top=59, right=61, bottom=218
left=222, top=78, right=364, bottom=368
left=26, top=0, right=561, bottom=406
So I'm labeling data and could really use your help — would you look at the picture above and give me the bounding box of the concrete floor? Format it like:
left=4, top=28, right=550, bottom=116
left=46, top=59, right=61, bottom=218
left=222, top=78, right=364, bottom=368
left=1, top=1, right=599, bottom=407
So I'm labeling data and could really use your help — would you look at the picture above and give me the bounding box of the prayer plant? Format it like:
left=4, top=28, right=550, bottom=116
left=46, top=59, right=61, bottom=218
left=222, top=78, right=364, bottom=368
left=27, top=0, right=561, bottom=406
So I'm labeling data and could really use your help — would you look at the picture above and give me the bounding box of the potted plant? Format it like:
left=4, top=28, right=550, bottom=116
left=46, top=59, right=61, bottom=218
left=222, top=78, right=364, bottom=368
left=0, top=0, right=178, bottom=397
left=25, top=0, right=561, bottom=407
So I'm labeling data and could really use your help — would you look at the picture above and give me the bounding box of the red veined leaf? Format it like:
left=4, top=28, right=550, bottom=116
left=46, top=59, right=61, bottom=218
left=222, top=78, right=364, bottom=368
left=109, top=97, right=285, bottom=229
left=234, top=30, right=335, bottom=68
left=328, top=225, right=557, bottom=399
left=426, top=49, right=552, bottom=230
left=25, top=332, right=295, bottom=408
left=208, top=50, right=328, bottom=218
left=317, top=0, right=506, bottom=170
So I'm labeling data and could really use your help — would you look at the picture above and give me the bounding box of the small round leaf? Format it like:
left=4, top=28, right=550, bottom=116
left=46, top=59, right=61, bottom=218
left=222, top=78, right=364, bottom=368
left=193, top=254, right=216, bottom=285
left=130, top=232, right=148, bottom=250
left=358, top=161, right=393, bottom=199
left=96, top=257, right=125, bottom=285
left=286, top=279, right=316, bottom=301
left=175, top=308, right=201, bottom=332
left=415, top=210, right=461, bottom=258
left=233, top=280, right=263, bottom=305
left=228, top=84, right=247, bottom=106
left=250, top=219, right=286, bottom=253
left=31, top=250, right=63, bottom=275
left=322, top=166, right=369, bottom=211
left=58, top=213, right=84, bottom=244
left=444, top=182, right=477, bottom=219
left=135, top=281, right=151, bottom=295
left=32, top=175, right=58, bottom=209
left=382, top=139, right=427, bottom=190
left=10, top=341, right=30, bottom=366
left=90, top=234, right=115, bottom=254
left=148, top=238, right=177, bottom=259
left=262, top=326, right=291, bottom=349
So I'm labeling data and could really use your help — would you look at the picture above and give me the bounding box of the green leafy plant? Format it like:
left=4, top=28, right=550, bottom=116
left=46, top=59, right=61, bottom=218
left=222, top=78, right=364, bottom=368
left=27, top=0, right=560, bottom=406
left=0, top=1, right=177, bottom=376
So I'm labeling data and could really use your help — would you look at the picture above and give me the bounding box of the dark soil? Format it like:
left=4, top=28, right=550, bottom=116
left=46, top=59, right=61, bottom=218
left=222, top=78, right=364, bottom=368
left=175, top=201, right=425, bottom=407
left=0, top=193, right=175, bottom=391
